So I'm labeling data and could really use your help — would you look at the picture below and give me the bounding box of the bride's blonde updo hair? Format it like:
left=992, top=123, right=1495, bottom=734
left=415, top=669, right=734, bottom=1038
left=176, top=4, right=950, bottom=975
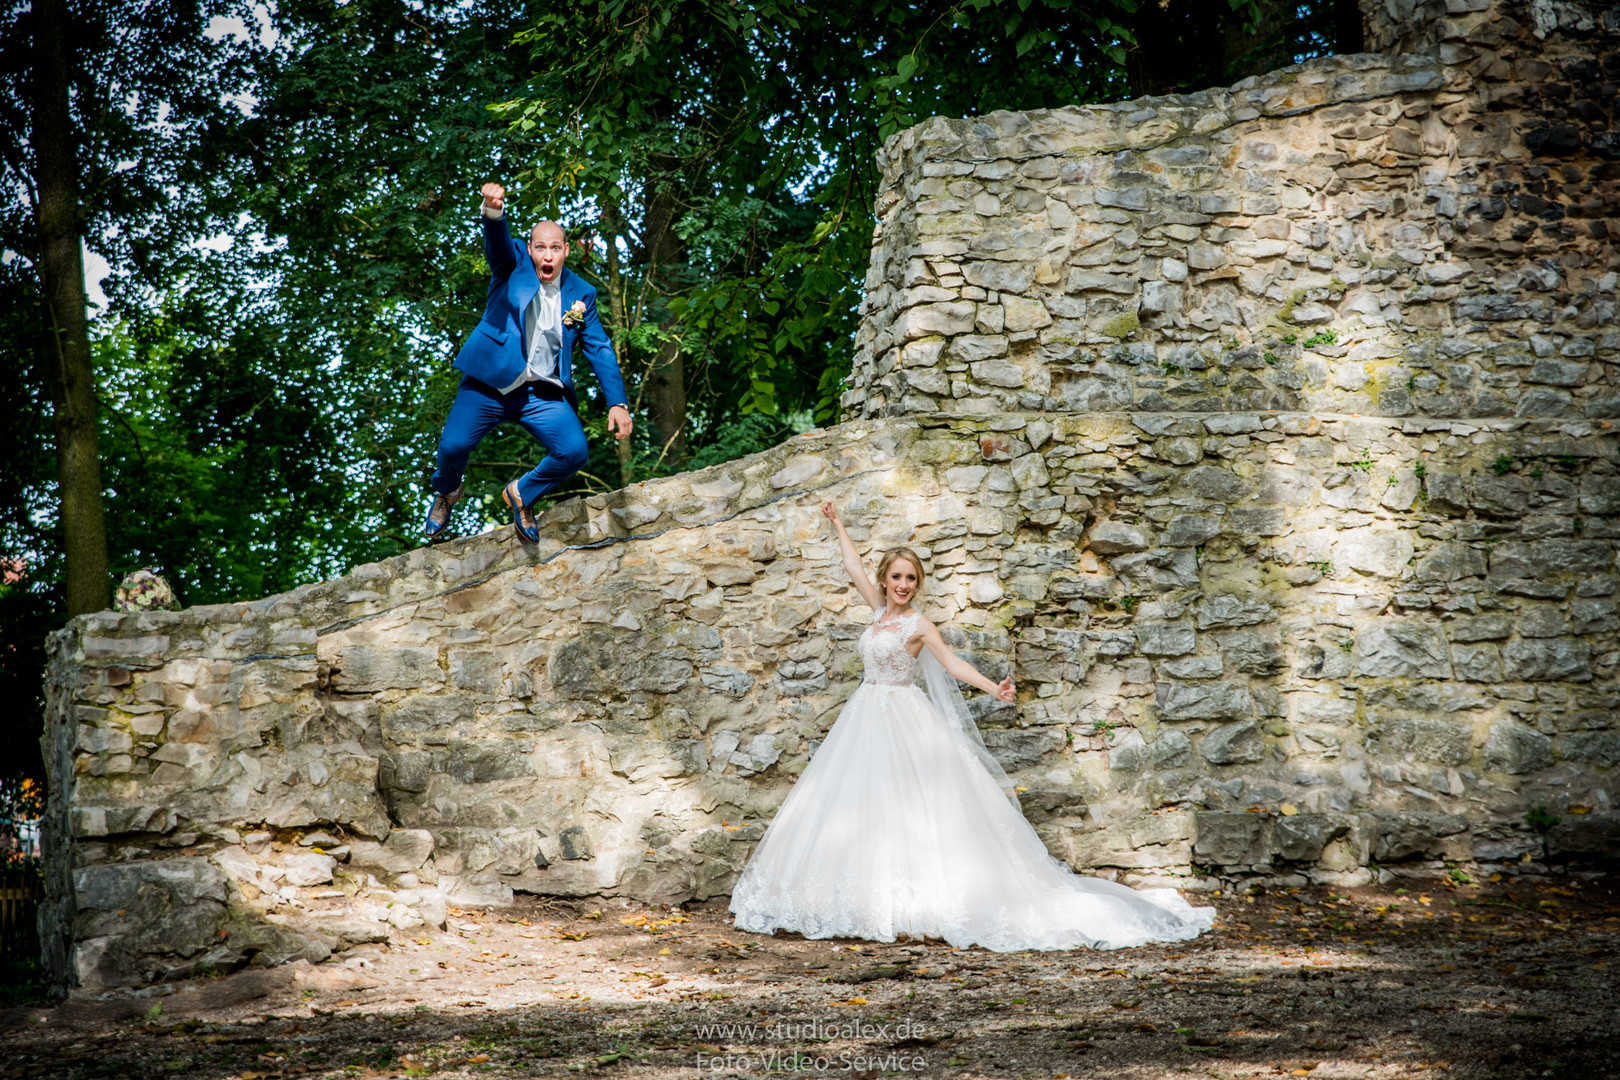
left=875, top=548, right=926, bottom=599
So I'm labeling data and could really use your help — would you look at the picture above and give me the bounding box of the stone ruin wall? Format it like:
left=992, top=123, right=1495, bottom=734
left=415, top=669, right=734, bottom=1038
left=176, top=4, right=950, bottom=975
left=39, top=0, right=1620, bottom=992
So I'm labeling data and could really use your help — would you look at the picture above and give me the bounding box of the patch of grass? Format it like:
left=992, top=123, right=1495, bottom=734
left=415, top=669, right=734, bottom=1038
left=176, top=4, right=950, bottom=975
left=1493, top=453, right=1515, bottom=475
left=1307, top=560, right=1334, bottom=577
left=1413, top=461, right=1427, bottom=480
left=1347, top=451, right=1375, bottom=473
left=1302, top=329, right=1338, bottom=348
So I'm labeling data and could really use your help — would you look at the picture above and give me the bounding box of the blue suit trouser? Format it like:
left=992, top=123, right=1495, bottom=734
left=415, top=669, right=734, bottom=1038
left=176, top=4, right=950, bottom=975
left=431, top=377, right=589, bottom=507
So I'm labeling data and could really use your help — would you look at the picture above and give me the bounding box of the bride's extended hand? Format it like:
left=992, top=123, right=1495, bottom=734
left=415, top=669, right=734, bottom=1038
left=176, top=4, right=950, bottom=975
left=821, top=499, right=842, bottom=527
left=994, top=675, right=1016, bottom=702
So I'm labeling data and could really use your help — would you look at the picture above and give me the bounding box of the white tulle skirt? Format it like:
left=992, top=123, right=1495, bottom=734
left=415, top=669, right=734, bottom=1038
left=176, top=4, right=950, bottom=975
left=729, top=682, right=1216, bottom=951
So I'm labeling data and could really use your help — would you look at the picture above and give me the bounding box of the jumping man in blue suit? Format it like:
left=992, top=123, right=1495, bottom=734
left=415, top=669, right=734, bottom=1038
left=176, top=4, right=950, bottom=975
left=424, top=181, right=633, bottom=542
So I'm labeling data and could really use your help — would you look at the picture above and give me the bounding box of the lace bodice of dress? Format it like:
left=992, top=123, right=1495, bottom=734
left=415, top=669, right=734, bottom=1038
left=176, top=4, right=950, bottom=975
left=858, top=609, right=922, bottom=684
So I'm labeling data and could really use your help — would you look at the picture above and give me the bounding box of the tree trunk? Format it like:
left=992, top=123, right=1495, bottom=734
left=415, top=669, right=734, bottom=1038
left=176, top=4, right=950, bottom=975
left=33, top=0, right=108, bottom=616
left=645, top=338, right=687, bottom=467
left=639, top=172, right=688, bottom=467
left=600, top=202, right=636, bottom=489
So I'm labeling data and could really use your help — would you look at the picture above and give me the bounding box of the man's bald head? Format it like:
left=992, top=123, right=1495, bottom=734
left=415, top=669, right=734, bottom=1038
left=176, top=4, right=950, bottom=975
left=530, top=220, right=566, bottom=244
left=527, top=220, right=569, bottom=284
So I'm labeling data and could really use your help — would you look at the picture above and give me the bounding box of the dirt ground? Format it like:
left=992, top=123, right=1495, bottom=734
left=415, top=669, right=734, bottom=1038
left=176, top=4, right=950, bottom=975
left=3, top=870, right=1618, bottom=1080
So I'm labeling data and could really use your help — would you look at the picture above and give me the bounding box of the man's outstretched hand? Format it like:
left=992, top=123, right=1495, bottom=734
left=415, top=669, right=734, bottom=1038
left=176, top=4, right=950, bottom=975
left=481, top=182, right=505, bottom=212
left=608, top=405, right=633, bottom=440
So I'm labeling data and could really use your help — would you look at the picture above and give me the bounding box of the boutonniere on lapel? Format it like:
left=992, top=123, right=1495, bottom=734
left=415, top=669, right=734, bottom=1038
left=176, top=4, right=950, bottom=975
left=562, top=300, right=587, bottom=329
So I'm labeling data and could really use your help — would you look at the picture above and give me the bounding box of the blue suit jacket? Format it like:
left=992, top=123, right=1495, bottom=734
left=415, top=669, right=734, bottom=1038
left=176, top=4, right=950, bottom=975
left=452, top=213, right=629, bottom=412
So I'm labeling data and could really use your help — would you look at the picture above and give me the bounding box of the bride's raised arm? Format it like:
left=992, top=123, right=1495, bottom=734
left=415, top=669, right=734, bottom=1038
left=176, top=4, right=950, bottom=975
left=822, top=500, right=885, bottom=612
left=915, top=616, right=1016, bottom=702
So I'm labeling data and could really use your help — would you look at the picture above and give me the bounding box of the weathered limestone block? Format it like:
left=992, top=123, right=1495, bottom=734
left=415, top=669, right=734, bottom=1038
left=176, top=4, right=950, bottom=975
left=282, top=852, right=337, bottom=887
left=1558, top=732, right=1620, bottom=768
left=1135, top=622, right=1196, bottom=657
left=1193, top=813, right=1271, bottom=867
left=982, top=729, right=1067, bottom=771
left=1062, top=810, right=1195, bottom=871
left=329, top=645, right=442, bottom=693
left=1196, top=595, right=1276, bottom=630
left=348, top=829, right=435, bottom=877
left=1470, top=824, right=1544, bottom=863
left=1352, top=621, right=1453, bottom=679
left=1088, top=520, right=1149, bottom=554
left=1372, top=812, right=1471, bottom=862
left=1274, top=815, right=1351, bottom=863
left=1482, top=721, right=1556, bottom=775
left=1199, top=721, right=1266, bottom=765
left=1157, top=681, right=1254, bottom=722
left=1502, top=637, right=1593, bottom=681
left=71, top=859, right=229, bottom=988
left=1546, top=813, right=1620, bottom=858
left=1369, top=718, right=1472, bottom=767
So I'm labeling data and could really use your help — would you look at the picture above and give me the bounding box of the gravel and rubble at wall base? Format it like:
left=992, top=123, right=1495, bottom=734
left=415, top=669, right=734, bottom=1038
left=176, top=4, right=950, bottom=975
left=5, top=881, right=1619, bottom=1080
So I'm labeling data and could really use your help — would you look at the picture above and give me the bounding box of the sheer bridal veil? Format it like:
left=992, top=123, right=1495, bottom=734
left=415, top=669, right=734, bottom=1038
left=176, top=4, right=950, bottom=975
left=915, top=647, right=1019, bottom=803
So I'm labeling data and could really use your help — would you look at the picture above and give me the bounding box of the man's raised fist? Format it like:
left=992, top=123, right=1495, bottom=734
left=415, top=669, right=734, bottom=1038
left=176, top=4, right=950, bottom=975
left=481, top=182, right=505, bottom=211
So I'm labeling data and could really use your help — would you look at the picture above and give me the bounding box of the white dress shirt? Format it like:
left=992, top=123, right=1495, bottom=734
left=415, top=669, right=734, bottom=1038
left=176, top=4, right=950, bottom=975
left=504, top=279, right=563, bottom=394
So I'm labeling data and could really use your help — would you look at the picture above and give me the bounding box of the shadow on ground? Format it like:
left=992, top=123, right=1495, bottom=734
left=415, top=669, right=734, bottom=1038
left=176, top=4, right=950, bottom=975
left=2, top=873, right=1616, bottom=1080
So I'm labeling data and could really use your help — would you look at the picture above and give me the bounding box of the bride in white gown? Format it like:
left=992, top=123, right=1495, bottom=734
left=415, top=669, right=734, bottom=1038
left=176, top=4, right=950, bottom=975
left=729, top=500, right=1216, bottom=952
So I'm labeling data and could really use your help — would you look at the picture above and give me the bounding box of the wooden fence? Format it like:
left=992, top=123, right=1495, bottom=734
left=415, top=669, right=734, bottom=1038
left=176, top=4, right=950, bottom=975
left=0, top=868, right=41, bottom=964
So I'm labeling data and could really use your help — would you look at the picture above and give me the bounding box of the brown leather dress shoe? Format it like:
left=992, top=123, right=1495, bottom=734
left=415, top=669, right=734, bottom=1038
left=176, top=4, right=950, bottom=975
left=423, top=482, right=463, bottom=540
left=502, top=480, right=539, bottom=543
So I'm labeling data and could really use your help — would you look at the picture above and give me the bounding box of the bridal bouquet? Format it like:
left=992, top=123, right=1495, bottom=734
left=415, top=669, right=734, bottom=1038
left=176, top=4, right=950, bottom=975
left=114, top=567, right=179, bottom=612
